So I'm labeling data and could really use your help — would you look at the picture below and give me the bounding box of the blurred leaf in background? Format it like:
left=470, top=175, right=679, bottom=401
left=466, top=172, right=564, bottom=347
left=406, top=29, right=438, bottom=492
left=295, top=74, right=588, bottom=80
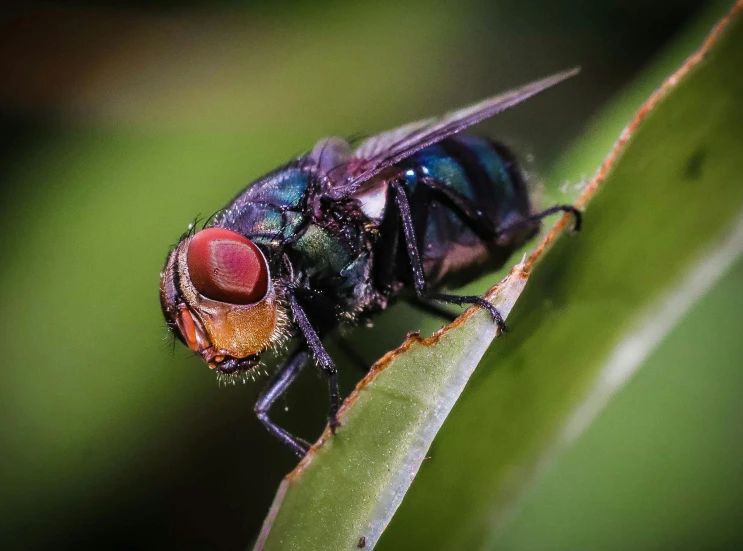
left=0, top=0, right=729, bottom=549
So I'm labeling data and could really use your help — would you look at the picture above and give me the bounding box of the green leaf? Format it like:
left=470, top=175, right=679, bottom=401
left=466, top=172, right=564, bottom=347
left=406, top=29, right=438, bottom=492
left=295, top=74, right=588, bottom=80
left=255, top=269, right=528, bottom=550
left=256, top=3, right=743, bottom=549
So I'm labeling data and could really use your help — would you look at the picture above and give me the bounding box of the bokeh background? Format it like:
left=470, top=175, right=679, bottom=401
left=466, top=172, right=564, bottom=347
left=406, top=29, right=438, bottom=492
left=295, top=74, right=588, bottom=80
left=1, top=1, right=739, bottom=549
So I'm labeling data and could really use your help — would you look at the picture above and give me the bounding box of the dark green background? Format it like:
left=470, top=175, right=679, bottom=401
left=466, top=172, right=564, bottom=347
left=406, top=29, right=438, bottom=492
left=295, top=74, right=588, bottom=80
left=1, top=1, right=737, bottom=549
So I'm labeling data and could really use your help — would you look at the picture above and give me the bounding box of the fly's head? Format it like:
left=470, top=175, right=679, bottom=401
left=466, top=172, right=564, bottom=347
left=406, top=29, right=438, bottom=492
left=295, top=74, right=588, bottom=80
left=160, top=228, right=288, bottom=382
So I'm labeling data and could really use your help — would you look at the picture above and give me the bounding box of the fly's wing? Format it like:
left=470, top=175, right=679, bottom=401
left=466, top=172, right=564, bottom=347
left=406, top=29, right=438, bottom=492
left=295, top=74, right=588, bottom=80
left=323, top=68, right=579, bottom=199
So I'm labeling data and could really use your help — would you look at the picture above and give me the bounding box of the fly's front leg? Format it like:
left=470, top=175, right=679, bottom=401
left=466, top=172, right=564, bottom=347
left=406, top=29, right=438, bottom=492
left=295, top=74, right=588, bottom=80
left=287, top=291, right=341, bottom=433
left=254, top=347, right=311, bottom=457
left=390, top=181, right=507, bottom=331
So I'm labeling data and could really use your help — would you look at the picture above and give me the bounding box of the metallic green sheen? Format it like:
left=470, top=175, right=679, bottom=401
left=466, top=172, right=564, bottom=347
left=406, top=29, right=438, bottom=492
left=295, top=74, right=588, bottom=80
left=294, top=225, right=356, bottom=281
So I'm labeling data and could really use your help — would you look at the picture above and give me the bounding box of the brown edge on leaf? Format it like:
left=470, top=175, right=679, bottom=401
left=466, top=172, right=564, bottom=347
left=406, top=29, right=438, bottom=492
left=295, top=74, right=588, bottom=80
left=285, top=264, right=529, bottom=482
left=275, top=0, right=743, bottom=488
left=525, top=0, right=743, bottom=272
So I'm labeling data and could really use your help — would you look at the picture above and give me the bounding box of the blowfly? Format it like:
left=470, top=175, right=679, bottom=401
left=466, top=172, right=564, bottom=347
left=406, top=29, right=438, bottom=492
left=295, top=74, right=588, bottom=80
left=160, top=69, right=582, bottom=457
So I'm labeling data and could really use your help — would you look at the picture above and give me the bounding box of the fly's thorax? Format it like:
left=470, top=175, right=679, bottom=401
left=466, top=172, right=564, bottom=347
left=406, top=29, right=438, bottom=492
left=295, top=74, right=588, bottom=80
left=160, top=228, right=289, bottom=371
left=207, top=164, right=315, bottom=252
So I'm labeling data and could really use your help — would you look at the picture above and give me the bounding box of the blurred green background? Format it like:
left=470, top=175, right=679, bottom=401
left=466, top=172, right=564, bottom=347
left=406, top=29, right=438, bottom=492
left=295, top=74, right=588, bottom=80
left=1, top=1, right=739, bottom=549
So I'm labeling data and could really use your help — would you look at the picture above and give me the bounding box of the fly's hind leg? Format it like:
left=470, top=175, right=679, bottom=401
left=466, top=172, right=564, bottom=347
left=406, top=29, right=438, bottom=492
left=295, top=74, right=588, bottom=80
left=495, top=204, right=582, bottom=237
left=390, top=181, right=508, bottom=331
left=391, top=179, right=581, bottom=331
left=420, top=176, right=581, bottom=239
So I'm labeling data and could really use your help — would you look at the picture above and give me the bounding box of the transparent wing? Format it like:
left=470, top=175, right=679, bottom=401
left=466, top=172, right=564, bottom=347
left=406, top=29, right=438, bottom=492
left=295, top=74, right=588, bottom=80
left=324, top=68, right=579, bottom=199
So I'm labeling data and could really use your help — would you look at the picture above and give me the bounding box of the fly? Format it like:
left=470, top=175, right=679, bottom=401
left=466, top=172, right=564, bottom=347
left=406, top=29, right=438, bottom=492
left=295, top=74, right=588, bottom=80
left=159, top=69, right=582, bottom=457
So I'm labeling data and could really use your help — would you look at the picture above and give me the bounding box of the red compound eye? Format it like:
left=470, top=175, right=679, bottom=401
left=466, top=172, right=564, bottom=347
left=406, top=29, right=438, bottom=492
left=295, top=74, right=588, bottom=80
left=187, top=228, right=269, bottom=304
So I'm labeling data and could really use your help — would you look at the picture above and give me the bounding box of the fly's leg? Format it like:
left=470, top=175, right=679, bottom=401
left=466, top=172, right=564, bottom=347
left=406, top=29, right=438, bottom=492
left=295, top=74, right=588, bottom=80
left=288, top=291, right=341, bottom=433
left=390, top=181, right=507, bottom=331
left=427, top=292, right=506, bottom=330
left=419, top=177, right=498, bottom=240
left=495, top=204, right=582, bottom=236
left=254, top=347, right=311, bottom=457
left=420, top=176, right=581, bottom=238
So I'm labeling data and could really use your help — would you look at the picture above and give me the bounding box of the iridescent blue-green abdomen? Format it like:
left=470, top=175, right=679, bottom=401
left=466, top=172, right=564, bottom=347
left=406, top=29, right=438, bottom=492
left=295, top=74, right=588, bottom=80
left=394, top=135, right=537, bottom=288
